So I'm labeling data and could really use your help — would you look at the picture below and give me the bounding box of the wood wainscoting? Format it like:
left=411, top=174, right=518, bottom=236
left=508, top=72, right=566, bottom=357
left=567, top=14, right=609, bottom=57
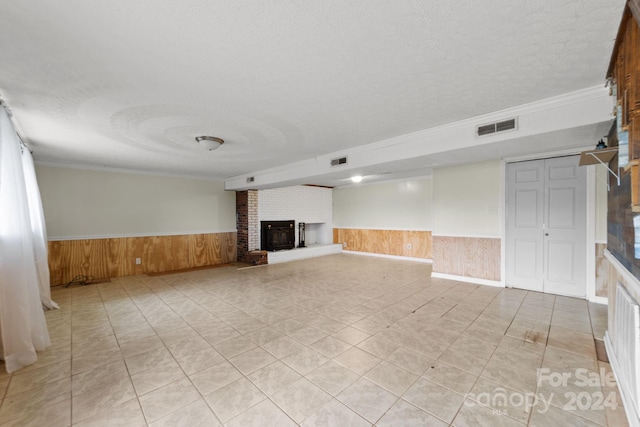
left=48, top=232, right=237, bottom=286
left=432, top=236, right=501, bottom=281
left=595, top=243, right=609, bottom=298
left=333, top=228, right=432, bottom=259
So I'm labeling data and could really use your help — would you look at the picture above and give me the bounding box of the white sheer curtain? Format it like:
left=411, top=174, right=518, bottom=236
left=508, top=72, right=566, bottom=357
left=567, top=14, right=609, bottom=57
left=22, top=148, right=58, bottom=310
left=0, top=107, right=51, bottom=373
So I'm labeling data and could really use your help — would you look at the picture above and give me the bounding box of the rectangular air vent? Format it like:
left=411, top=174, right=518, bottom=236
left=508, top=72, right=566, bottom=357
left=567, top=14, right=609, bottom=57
left=246, top=176, right=255, bottom=183
left=330, top=156, right=348, bottom=167
left=476, top=118, right=517, bottom=137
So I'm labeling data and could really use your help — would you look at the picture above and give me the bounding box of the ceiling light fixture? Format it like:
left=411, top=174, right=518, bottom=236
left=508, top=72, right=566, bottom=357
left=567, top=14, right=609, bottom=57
left=351, top=175, right=363, bottom=183
left=595, top=138, right=607, bottom=149
left=195, top=136, right=224, bottom=151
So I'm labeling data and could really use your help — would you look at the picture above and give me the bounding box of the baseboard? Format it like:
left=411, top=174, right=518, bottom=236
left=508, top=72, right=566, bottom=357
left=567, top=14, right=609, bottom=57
left=431, top=272, right=504, bottom=288
left=589, top=295, right=609, bottom=305
left=342, top=250, right=432, bottom=263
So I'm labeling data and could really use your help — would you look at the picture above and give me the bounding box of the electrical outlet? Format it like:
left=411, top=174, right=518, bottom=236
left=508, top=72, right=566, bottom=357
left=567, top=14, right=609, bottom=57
left=135, top=258, right=141, bottom=265
left=342, top=242, right=347, bottom=248
left=407, top=243, right=412, bottom=249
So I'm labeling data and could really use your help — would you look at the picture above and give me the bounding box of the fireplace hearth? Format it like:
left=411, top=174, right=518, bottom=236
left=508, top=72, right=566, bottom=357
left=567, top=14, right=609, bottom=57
left=261, top=220, right=295, bottom=251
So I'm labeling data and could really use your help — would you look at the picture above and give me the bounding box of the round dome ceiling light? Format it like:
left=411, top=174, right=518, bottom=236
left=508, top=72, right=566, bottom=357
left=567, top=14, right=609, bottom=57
left=195, top=136, right=224, bottom=151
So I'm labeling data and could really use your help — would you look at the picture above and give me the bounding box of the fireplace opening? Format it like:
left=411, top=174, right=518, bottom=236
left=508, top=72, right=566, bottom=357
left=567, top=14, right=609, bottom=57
left=261, top=220, right=295, bottom=251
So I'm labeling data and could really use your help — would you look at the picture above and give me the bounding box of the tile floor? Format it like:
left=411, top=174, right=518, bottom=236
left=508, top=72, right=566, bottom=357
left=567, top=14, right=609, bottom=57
left=0, top=254, right=630, bottom=426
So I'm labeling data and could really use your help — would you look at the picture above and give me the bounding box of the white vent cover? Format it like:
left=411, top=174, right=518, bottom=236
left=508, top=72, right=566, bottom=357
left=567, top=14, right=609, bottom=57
left=330, top=156, right=348, bottom=167
left=246, top=176, right=255, bottom=183
left=477, top=118, right=517, bottom=137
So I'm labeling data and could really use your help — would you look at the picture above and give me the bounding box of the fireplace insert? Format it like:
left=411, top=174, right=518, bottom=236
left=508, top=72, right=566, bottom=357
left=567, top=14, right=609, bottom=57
left=261, top=220, right=295, bottom=251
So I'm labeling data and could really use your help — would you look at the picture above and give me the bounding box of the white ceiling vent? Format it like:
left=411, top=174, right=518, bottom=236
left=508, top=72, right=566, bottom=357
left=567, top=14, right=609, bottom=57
left=330, top=156, right=348, bottom=167
left=246, top=176, right=255, bottom=183
left=476, top=118, right=517, bottom=137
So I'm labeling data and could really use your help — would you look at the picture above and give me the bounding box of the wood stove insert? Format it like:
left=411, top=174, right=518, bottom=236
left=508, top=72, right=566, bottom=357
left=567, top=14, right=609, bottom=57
left=261, top=220, right=295, bottom=251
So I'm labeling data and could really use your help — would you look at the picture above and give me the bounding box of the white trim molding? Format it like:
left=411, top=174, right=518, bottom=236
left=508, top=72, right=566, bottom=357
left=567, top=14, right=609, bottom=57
left=342, top=250, right=432, bottom=264
left=431, top=272, right=504, bottom=288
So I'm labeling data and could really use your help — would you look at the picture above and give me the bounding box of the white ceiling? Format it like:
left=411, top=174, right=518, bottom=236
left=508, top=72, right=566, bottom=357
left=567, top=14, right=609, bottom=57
left=0, top=0, right=624, bottom=187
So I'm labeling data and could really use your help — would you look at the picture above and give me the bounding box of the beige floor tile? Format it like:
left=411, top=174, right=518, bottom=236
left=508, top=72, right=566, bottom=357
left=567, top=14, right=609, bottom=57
left=282, top=347, right=330, bottom=376
left=115, top=324, right=158, bottom=346
left=529, top=404, right=602, bottom=427
left=402, top=378, right=465, bottom=423
left=171, top=344, right=224, bottom=376
left=336, top=377, right=399, bottom=423
left=453, top=399, right=526, bottom=427
left=301, top=399, right=371, bottom=427
left=551, top=312, right=593, bottom=334
left=71, top=334, right=119, bottom=358
left=189, top=360, right=243, bottom=395
left=496, top=336, right=546, bottom=361
left=467, top=377, right=535, bottom=423
left=73, top=398, right=145, bottom=427
left=547, top=325, right=597, bottom=359
left=229, top=347, right=277, bottom=374
left=5, top=360, right=71, bottom=397
left=138, top=377, right=201, bottom=423
left=0, top=377, right=70, bottom=424
left=536, top=382, right=607, bottom=425
left=310, top=336, right=352, bottom=358
left=437, top=334, right=496, bottom=376
left=227, top=398, right=296, bottom=427
left=334, top=347, right=381, bottom=376
left=289, top=326, right=328, bottom=345
left=201, top=326, right=242, bottom=346
left=72, top=359, right=129, bottom=396
left=386, top=347, right=435, bottom=376
left=332, top=326, right=371, bottom=345
left=272, top=377, right=332, bottom=423
left=423, top=361, right=478, bottom=394
left=356, top=336, right=399, bottom=359
left=0, top=398, right=70, bottom=427
left=72, top=373, right=135, bottom=423
left=481, top=355, right=540, bottom=394
left=149, top=398, right=221, bottom=427
left=272, top=318, right=307, bottom=335
left=0, top=256, right=618, bottom=426
left=376, top=399, right=447, bottom=427
left=505, top=317, right=549, bottom=344
left=244, top=327, right=285, bottom=345
left=131, top=359, right=185, bottom=396
left=261, top=336, right=306, bottom=358
left=124, top=347, right=176, bottom=376
left=305, top=360, right=359, bottom=396
left=119, top=335, right=166, bottom=359
left=247, top=360, right=302, bottom=396
left=204, top=377, right=266, bottom=423
left=213, top=337, right=257, bottom=358
left=364, top=360, right=418, bottom=396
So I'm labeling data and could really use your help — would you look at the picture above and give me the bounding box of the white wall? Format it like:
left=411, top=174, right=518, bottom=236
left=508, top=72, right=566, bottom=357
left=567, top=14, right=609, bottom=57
left=595, top=164, right=608, bottom=242
left=332, top=178, right=433, bottom=230
left=258, top=185, right=333, bottom=245
left=433, top=160, right=503, bottom=237
left=36, top=166, right=236, bottom=239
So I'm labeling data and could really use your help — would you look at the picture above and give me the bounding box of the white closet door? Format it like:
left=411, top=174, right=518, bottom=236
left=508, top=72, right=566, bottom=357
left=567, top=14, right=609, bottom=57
left=506, top=156, right=587, bottom=297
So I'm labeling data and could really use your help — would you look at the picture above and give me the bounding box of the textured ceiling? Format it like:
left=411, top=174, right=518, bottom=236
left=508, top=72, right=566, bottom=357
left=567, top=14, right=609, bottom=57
left=0, top=0, right=624, bottom=183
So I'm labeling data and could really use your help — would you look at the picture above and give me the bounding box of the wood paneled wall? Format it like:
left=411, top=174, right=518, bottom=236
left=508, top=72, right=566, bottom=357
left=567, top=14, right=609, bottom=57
left=595, top=243, right=609, bottom=298
left=48, top=232, right=236, bottom=285
left=432, top=236, right=501, bottom=281
left=333, top=228, right=432, bottom=259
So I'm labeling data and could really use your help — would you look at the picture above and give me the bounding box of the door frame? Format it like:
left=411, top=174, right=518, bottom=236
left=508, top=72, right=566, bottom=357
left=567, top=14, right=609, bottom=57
left=502, top=149, right=601, bottom=302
